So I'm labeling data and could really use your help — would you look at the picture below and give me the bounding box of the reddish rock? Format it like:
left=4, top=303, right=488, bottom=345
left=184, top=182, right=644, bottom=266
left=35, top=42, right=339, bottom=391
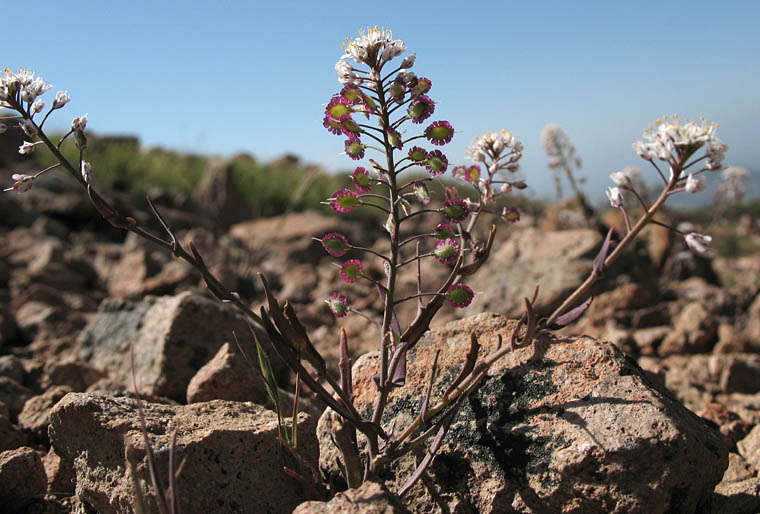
left=460, top=228, right=603, bottom=318
left=42, top=446, right=75, bottom=494
left=186, top=342, right=269, bottom=405
left=293, top=480, right=409, bottom=514
left=41, top=360, right=106, bottom=392
left=0, top=376, right=33, bottom=420
left=659, top=302, right=718, bottom=356
left=18, top=385, right=73, bottom=439
left=320, top=313, right=727, bottom=513
left=49, top=392, right=319, bottom=514
left=737, top=425, right=760, bottom=471
left=0, top=414, right=29, bottom=452
left=0, top=446, right=48, bottom=512
left=711, top=477, right=760, bottom=514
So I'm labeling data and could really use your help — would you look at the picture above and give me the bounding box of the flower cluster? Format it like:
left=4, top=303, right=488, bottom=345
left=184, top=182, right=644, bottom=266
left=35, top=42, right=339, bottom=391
left=320, top=28, right=494, bottom=322
left=2, top=68, right=89, bottom=191
left=633, top=115, right=726, bottom=171
left=603, top=115, right=730, bottom=257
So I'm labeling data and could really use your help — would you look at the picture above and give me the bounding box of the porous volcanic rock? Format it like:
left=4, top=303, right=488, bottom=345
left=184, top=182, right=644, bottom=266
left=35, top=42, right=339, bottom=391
left=48, top=392, right=319, bottom=514
left=319, top=313, right=728, bottom=513
left=0, top=446, right=48, bottom=512
left=460, top=228, right=602, bottom=319
left=293, top=480, right=410, bottom=513
left=75, top=292, right=280, bottom=401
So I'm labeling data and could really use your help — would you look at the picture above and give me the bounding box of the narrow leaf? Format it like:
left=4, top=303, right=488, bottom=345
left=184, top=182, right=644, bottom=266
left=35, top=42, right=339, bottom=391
left=443, top=333, right=481, bottom=400
left=554, top=295, right=594, bottom=328
left=593, top=227, right=615, bottom=274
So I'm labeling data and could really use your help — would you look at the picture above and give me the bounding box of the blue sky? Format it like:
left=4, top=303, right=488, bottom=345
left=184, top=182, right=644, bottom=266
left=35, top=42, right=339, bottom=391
left=8, top=1, right=759, bottom=201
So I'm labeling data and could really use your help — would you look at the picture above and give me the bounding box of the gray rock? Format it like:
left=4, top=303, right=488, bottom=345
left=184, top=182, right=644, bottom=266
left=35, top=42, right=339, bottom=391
left=76, top=292, right=279, bottom=401
left=49, top=392, right=319, bottom=514
left=320, top=313, right=728, bottom=513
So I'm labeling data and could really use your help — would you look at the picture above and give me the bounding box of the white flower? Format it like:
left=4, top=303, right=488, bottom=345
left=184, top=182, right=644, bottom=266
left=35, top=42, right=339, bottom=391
left=71, top=114, right=88, bottom=132
left=541, top=123, right=568, bottom=158
left=606, top=186, right=624, bottom=208
left=81, top=161, right=92, bottom=183
left=31, top=98, right=45, bottom=114
left=400, top=53, right=416, bottom=69
left=341, top=26, right=406, bottom=68
left=634, top=116, right=722, bottom=166
left=685, top=232, right=712, bottom=254
left=18, top=141, right=37, bottom=154
left=684, top=174, right=705, bottom=194
left=19, top=119, right=37, bottom=138
left=718, top=165, right=749, bottom=203
left=53, top=91, right=70, bottom=109
left=466, top=130, right=522, bottom=173
left=632, top=141, right=655, bottom=160
left=705, top=139, right=727, bottom=171
left=4, top=173, right=35, bottom=193
left=610, top=171, right=633, bottom=189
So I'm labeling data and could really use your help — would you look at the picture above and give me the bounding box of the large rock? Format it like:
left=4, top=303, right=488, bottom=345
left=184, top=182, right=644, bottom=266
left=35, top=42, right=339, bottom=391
left=0, top=446, right=48, bottom=512
left=460, top=228, right=602, bottom=318
left=319, top=313, right=728, bottom=513
left=192, top=159, right=253, bottom=229
left=49, top=392, right=319, bottom=514
left=76, top=292, right=277, bottom=401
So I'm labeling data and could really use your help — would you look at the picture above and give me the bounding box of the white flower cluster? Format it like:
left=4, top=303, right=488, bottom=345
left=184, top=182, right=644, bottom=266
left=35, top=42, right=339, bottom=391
left=541, top=123, right=571, bottom=165
left=719, top=165, right=750, bottom=204
left=465, top=130, right=523, bottom=173
left=0, top=68, right=52, bottom=107
left=340, top=26, right=407, bottom=70
left=632, top=116, right=726, bottom=171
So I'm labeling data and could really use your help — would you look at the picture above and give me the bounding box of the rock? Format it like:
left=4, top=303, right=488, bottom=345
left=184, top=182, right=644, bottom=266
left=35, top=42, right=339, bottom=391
left=192, top=159, right=253, bottom=229
left=0, top=414, right=29, bottom=452
left=229, top=210, right=367, bottom=267
left=721, top=452, right=757, bottom=483
left=0, top=354, right=26, bottom=383
left=711, top=477, right=760, bottom=514
left=659, top=302, right=717, bottom=356
left=40, top=360, right=106, bottom=392
left=42, top=446, right=76, bottom=495
left=76, top=292, right=281, bottom=401
left=710, top=354, right=760, bottom=394
left=0, top=446, right=48, bottom=512
left=186, top=342, right=269, bottom=405
left=320, top=314, right=727, bottom=513
left=107, top=247, right=159, bottom=297
left=293, top=480, right=410, bottom=514
left=747, top=293, right=760, bottom=351
left=460, top=228, right=602, bottom=318
left=699, top=403, right=753, bottom=449
left=632, top=326, right=670, bottom=355
left=0, top=377, right=33, bottom=420
left=737, top=425, right=760, bottom=470
left=18, top=385, right=73, bottom=440
left=0, top=307, right=22, bottom=348
left=714, top=322, right=748, bottom=353
left=49, top=392, right=319, bottom=514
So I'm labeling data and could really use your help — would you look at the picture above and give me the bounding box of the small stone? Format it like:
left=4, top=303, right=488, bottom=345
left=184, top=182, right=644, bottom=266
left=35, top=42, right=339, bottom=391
left=18, top=385, right=73, bottom=440
left=293, top=480, right=410, bottom=513
left=0, top=446, right=48, bottom=512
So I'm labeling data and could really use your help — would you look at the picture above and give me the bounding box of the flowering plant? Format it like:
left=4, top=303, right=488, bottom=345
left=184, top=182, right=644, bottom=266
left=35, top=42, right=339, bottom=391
left=1, top=30, right=728, bottom=502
